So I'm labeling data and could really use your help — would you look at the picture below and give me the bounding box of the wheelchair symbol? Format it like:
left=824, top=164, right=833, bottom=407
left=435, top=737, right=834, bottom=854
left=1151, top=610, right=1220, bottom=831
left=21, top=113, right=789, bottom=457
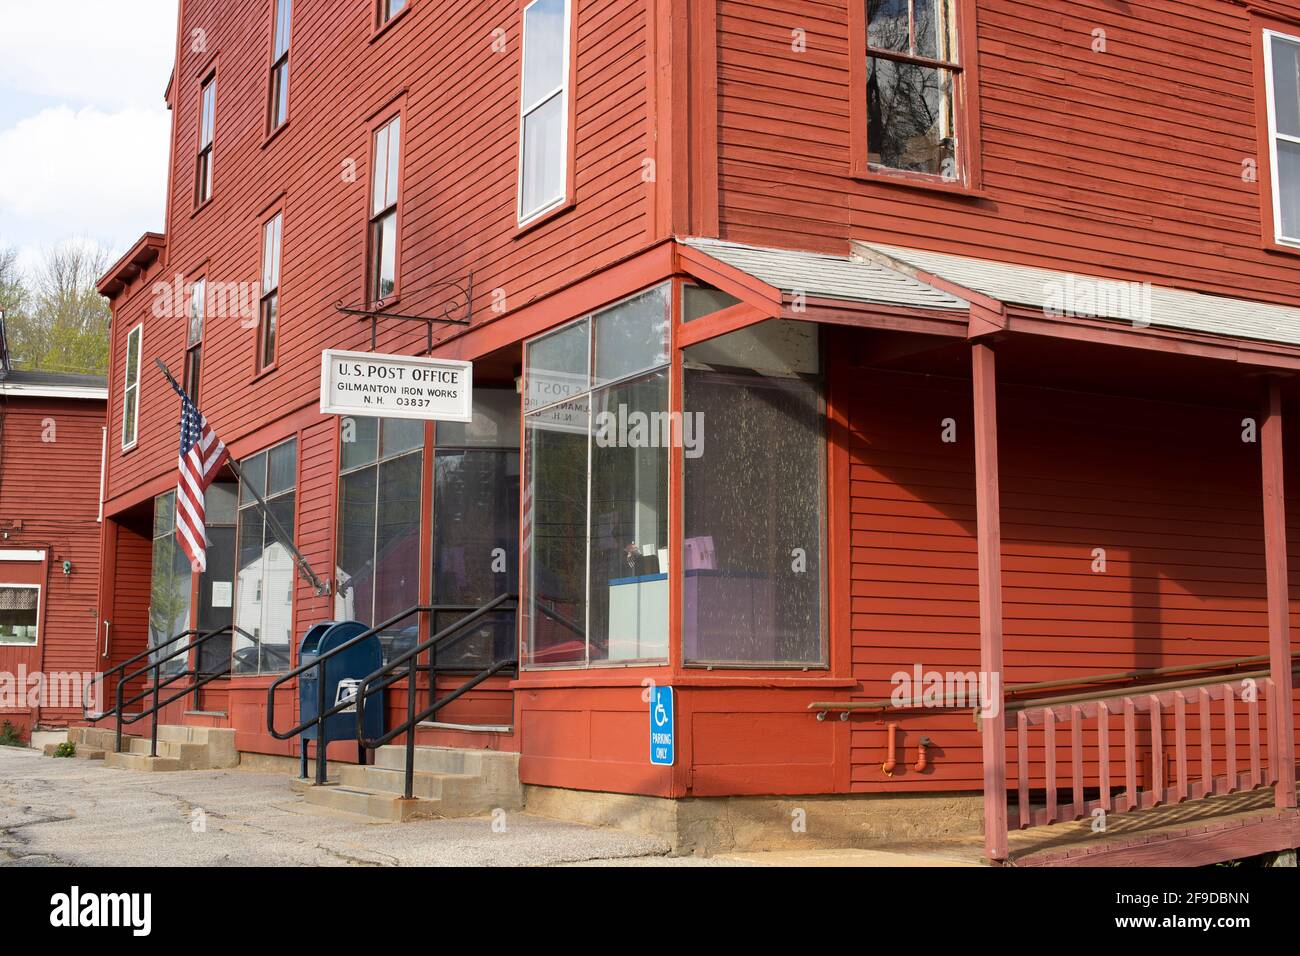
left=653, top=697, right=669, bottom=728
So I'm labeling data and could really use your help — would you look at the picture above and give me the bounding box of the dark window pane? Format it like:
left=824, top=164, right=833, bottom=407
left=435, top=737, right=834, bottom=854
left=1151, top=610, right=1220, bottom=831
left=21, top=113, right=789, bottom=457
left=524, top=399, right=590, bottom=665
left=683, top=368, right=824, bottom=664
left=868, top=57, right=956, bottom=176
left=268, top=440, right=296, bottom=494
left=588, top=372, right=669, bottom=663
left=593, top=285, right=670, bottom=386
left=524, top=318, right=588, bottom=412
left=437, top=387, right=521, bottom=448
left=335, top=466, right=378, bottom=622
left=381, top=417, right=424, bottom=458
left=432, top=449, right=521, bottom=669
left=240, top=451, right=267, bottom=503
left=867, top=0, right=909, bottom=52
left=682, top=283, right=741, bottom=323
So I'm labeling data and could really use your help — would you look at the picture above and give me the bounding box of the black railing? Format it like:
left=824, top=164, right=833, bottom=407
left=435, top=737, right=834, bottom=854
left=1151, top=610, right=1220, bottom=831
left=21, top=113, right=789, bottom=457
left=111, top=625, right=245, bottom=757
left=266, top=596, right=518, bottom=787
left=83, top=627, right=207, bottom=721
left=354, top=593, right=517, bottom=799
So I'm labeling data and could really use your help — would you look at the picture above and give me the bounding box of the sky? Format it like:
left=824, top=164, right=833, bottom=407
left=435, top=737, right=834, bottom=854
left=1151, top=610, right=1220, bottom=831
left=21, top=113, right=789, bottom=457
left=0, top=0, right=179, bottom=278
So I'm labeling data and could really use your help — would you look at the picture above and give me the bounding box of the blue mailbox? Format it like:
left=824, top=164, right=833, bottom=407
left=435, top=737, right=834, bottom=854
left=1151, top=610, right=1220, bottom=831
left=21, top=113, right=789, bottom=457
left=298, top=621, right=384, bottom=765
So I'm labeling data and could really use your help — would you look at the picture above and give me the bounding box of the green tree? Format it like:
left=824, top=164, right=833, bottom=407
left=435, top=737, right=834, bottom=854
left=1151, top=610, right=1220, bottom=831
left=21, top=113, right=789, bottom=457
left=3, top=243, right=111, bottom=376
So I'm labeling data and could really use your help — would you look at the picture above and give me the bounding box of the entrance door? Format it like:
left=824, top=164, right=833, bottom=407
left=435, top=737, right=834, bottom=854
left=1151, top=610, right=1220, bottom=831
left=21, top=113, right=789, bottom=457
left=430, top=388, right=520, bottom=673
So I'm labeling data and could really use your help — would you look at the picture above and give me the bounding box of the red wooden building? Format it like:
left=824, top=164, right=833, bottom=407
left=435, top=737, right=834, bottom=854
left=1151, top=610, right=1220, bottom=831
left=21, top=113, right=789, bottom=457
left=0, top=315, right=107, bottom=739
left=91, top=0, right=1300, bottom=863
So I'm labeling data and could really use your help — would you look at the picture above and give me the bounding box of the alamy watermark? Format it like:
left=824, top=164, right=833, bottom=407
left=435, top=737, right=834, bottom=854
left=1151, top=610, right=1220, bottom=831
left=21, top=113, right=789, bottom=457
left=1043, top=276, right=1153, bottom=328
left=0, top=667, right=101, bottom=712
left=593, top=404, right=705, bottom=459
left=891, top=664, right=1001, bottom=719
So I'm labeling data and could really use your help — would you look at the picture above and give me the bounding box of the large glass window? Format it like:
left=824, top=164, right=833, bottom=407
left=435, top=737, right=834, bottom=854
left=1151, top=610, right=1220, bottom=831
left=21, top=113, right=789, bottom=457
left=523, top=284, right=671, bottom=667
left=335, top=417, right=424, bottom=660
left=149, top=492, right=192, bottom=674
left=518, top=0, right=571, bottom=223
left=866, top=0, right=962, bottom=178
left=197, top=482, right=237, bottom=674
left=683, top=321, right=826, bottom=665
left=431, top=389, right=521, bottom=670
left=1266, top=30, right=1300, bottom=244
left=232, top=440, right=297, bottom=675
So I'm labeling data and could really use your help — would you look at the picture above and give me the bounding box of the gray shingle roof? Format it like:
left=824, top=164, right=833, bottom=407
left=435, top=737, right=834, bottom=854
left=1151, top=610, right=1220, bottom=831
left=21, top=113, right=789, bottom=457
left=860, top=243, right=1300, bottom=348
left=684, top=238, right=968, bottom=311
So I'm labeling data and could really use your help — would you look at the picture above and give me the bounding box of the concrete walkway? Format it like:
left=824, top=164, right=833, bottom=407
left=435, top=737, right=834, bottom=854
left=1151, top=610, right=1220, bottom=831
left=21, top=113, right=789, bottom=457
left=0, top=745, right=732, bottom=867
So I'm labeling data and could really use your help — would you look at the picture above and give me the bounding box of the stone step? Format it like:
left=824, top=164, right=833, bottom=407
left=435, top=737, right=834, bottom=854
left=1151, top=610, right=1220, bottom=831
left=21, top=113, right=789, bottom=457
left=103, top=751, right=182, bottom=772
left=337, top=764, right=456, bottom=800
left=302, top=785, right=439, bottom=822
left=78, top=724, right=239, bottom=771
left=42, top=743, right=105, bottom=760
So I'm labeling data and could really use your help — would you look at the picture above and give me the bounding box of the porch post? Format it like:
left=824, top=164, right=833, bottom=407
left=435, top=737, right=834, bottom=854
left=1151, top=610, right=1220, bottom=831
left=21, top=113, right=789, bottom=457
left=972, top=342, right=1008, bottom=859
left=1261, top=379, right=1297, bottom=809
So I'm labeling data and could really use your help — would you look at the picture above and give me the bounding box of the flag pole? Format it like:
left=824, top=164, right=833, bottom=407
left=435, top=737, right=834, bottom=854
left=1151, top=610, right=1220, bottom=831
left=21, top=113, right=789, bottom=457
left=154, top=359, right=331, bottom=597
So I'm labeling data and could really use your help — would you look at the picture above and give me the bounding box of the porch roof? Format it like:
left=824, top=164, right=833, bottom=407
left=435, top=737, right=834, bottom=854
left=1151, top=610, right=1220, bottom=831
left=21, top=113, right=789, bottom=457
left=858, top=242, right=1300, bottom=348
left=682, top=237, right=969, bottom=311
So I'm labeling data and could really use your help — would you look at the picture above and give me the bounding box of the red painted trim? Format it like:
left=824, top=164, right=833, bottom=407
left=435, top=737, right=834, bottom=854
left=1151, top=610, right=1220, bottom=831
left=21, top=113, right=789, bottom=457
left=972, top=341, right=1008, bottom=861
left=1260, top=379, right=1297, bottom=808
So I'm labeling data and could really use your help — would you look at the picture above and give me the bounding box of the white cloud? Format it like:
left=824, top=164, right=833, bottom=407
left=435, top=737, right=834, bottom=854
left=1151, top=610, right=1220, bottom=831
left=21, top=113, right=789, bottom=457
left=0, top=106, right=171, bottom=267
left=0, top=0, right=178, bottom=110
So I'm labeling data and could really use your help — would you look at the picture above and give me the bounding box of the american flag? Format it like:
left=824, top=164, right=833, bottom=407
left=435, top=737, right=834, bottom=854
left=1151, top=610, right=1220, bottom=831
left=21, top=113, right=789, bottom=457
left=167, top=376, right=229, bottom=572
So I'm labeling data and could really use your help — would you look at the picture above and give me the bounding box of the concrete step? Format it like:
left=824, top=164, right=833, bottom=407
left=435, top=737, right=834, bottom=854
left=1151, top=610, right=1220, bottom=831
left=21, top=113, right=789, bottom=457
left=85, top=724, right=238, bottom=771
left=298, top=746, right=523, bottom=822
left=302, top=785, right=439, bottom=822
left=102, top=751, right=182, bottom=772
left=42, top=743, right=105, bottom=760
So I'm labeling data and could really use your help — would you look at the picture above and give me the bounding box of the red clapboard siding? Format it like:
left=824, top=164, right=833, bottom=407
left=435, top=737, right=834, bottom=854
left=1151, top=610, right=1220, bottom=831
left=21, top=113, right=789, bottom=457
left=714, top=0, right=1300, bottom=307
left=104, top=0, right=650, bottom=509
left=0, top=396, right=105, bottom=729
left=845, top=368, right=1295, bottom=792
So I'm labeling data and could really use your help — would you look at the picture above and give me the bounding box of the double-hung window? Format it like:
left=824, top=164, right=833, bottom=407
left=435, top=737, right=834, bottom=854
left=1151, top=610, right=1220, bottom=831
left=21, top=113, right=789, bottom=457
left=518, top=0, right=572, bottom=223
left=185, top=279, right=205, bottom=401
left=122, top=323, right=142, bottom=450
left=1264, top=30, right=1300, bottom=245
left=861, top=0, right=965, bottom=181
left=259, top=213, right=282, bottom=370
left=195, top=75, right=216, bottom=205
left=268, top=0, right=292, bottom=132
left=0, top=585, right=40, bottom=646
left=370, top=116, right=401, bottom=303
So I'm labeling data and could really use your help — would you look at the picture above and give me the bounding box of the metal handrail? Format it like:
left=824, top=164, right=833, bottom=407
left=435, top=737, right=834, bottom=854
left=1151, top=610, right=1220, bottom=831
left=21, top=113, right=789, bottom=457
left=112, top=624, right=246, bottom=757
left=266, top=598, right=518, bottom=785
left=83, top=627, right=204, bottom=719
left=351, top=593, right=517, bottom=800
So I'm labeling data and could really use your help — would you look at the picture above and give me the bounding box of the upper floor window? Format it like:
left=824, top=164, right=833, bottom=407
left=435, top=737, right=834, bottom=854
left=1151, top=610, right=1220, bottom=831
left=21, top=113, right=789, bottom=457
left=268, top=0, right=292, bottom=132
left=122, top=323, right=142, bottom=450
left=860, top=0, right=967, bottom=182
left=259, top=213, right=282, bottom=370
left=377, top=0, right=408, bottom=29
left=195, top=75, right=216, bottom=205
left=185, top=278, right=205, bottom=400
left=370, top=115, right=401, bottom=302
left=1265, top=30, right=1300, bottom=246
left=518, top=0, right=572, bottom=224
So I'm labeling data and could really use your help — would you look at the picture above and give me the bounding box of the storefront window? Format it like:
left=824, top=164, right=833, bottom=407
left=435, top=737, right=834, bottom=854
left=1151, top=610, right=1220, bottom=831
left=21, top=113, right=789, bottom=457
left=683, top=321, right=826, bottom=665
left=232, top=440, right=297, bottom=675
left=149, top=491, right=191, bottom=674
left=431, top=388, right=521, bottom=670
left=335, top=417, right=423, bottom=661
left=197, top=482, right=237, bottom=674
left=522, top=284, right=671, bottom=667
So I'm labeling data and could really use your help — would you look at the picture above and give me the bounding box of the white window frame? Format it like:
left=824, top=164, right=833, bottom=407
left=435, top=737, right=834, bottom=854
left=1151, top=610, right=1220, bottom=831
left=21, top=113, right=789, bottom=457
left=121, top=323, right=143, bottom=450
left=516, top=0, right=572, bottom=225
left=0, top=583, right=42, bottom=646
left=1264, top=28, right=1300, bottom=246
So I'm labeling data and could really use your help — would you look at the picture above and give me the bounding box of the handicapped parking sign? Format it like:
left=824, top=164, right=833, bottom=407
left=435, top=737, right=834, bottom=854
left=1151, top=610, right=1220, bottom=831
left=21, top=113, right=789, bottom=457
left=649, top=686, right=674, bottom=766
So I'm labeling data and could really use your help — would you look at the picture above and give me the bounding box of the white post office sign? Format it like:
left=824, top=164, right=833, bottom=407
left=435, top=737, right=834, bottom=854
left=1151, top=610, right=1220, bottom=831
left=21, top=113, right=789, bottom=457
left=320, top=349, right=473, bottom=422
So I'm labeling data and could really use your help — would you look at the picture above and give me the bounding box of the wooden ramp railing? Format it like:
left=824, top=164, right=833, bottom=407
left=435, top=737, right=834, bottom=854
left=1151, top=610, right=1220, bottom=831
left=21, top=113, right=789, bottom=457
left=1007, top=672, right=1280, bottom=830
